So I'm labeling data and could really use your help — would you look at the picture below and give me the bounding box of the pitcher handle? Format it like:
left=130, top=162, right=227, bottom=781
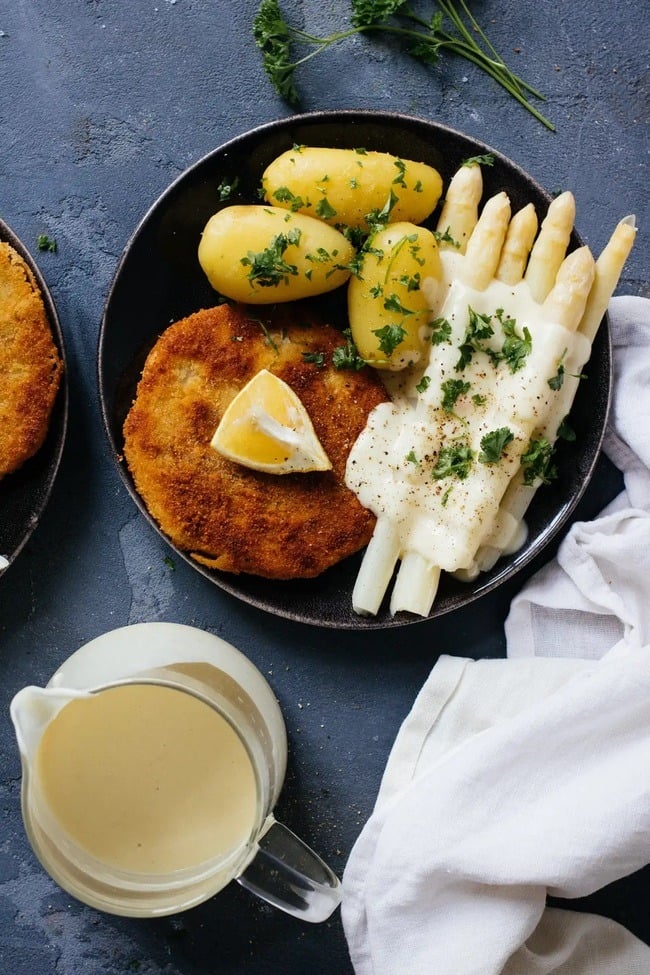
left=236, top=816, right=341, bottom=922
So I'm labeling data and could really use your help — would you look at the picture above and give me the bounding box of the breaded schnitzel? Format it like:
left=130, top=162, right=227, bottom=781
left=0, top=242, right=63, bottom=479
left=123, top=303, right=388, bottom=579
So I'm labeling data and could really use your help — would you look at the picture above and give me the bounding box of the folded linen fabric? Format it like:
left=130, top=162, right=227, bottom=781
left=341, top=298, right=650, bottom=975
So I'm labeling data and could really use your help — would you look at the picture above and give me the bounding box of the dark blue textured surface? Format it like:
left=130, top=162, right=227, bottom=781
left=0, top=2, right=648, bottom=973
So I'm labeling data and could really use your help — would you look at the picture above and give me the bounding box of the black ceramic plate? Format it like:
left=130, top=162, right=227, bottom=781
left=0, top=218, right=68, bottom=575
left=98, top=111, right=611, bottom=629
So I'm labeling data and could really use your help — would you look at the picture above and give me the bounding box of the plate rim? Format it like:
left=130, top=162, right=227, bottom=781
left=98, top=109, right=612, bottom=629
left=0, top=216, right=69, bottom=575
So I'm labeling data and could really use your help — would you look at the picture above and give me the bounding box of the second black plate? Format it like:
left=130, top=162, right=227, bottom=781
left=0, top=218, right=68, bottom=576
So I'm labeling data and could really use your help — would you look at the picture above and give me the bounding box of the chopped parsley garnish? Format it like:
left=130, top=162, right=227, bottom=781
left=548, top=350, right=586, bottom=389
left=369, top=283, right=383, bottom=298
left=461, top=153, right=495, bottom=167
left=163, top=555, right=176, bottom=570
left=217, top=176, right=240, bottom=201
left=251, top=317, right=280, bottom=353
left=432, top=441, right=474, bottom=481
left=415, top=375, right=431, bottom=393
left=441, top=486, right=453, bottom=506
left=479, top=427, right=514, bottom=464
left=272, top=185, right=306, bottom=210
left=441, top=378, right=471, bottom=412
left=472, top=393, right=487, bottom=406
left=392, top=158, right=407, bottom=187
left=365, top=188, right=398, bottom=231
left=350, top=177, right=359, bottom=189
left=433, top=226, right=461, bottom=249
left=383, top=294, right=413, bottom=316
left=399, top=272, right=421, bottom=292
left=302, top=351, right=325, bottom=367
left=455, top=306, right=494, bottom=371
left=494, top=308, right=532, bottom=372
left=332, top=329, right=366, bottom=370
left=342, top=225, right=367, bottom=251
left=409, top=242, right=426, bottom=266
left=414, top=180, right=423, bottom=193
left=353, top=147, right=368, bottom=155
left=315, top=197, right=337, bottom=220
left=430, top=316, right=452, bottom=345
left=557, top=417, right=576, bottom=442
left=372, top=323, right=407, bottom=356
left=455, top=306, right=532, bottom=373
left=548, top=350, right=567, bottom=390
left=241, top=228, right=301, bottom=287
left=37, top=234, right=57, bottom=252
left=521, top=436, right=557, bottom=485
left=292, top=143, right=306, bottom=152
left=405, top=449, right=420, bottom=465
left=382, top=233, right=418, bottom=279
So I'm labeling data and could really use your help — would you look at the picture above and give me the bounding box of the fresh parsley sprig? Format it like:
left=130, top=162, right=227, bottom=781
left=332, top=328, right=367, bottom=370
left=441, top=378, right=470, bottom=412
left=494, top=309, right=532, bottom=373
left=431, top=440, right=474, bottom=480
left=253, top=0, right=554, bottom=130
left=433, top=226, right=461, bottom=248
left=479, top=426, right=514, bottom=464
left=461, top=153, right=495, bottom=167
left=37, top=234, right=57, bottom=253
left=241, top=228, right=302, bottom=287
left=430, top=316, right=452, bottom=345
left=373, top=322, right=408, bottom=356
left=455, top=306, right=494, bottom=371
left=521, top=436, right=557, bottom=485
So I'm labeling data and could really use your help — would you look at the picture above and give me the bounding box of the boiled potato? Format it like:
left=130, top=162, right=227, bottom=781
left=262, top=147, right=442, bottom=230
left=198, top=205, right=354, bottom=304
left=348, top=223, right=443, bottom=370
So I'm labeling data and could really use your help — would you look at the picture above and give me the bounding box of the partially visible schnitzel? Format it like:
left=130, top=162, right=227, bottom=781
left=123, top=303, right=388, bottom=579
left=0, top=242, right=63, bottom=479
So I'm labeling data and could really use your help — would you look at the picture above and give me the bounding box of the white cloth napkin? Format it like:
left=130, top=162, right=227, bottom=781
left=342, top=297, right=650, bottom=975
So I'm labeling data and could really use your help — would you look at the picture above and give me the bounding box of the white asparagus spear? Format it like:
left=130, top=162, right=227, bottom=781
left=390, top=552, right=441, bottom=616
left=352, top=516, right=401, bottom=616
left=525, top=191, right=575, bottom=302
left=579, top=215, right=637, bottom=343
left=460, top=192, right=512, bottom=291
left=542, top=246, right=597, bottom=329
left=436, top=164, right=483, bottom=254
left=496, top=203, right=538, bottom=285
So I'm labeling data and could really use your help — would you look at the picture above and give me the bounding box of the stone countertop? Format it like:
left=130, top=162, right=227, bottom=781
left=0, top=1, right=647, bottom=972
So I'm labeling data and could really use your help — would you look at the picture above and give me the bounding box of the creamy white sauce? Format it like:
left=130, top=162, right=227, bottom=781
left=346, top=252, right=590, bottom=572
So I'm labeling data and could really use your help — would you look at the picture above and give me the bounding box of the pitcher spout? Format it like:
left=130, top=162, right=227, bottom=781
left=10, top=686, right=91, bottom=764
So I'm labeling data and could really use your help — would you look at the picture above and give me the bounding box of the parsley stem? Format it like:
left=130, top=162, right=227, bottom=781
left=376, top=20, right=553, bottom=129
left=434, top=1, right=547, bottom=101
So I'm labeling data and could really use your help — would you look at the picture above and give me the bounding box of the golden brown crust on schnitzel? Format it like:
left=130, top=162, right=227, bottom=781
left=0, top=242, right=63, bottom=479
left=123, top=303, right=388, bottom=579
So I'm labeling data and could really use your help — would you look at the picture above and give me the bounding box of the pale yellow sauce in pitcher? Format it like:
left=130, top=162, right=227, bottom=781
left=35, top=683, right=258, bottom=874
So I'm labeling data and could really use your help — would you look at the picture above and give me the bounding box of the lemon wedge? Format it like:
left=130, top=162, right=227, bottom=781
left=211, top=369, right=332, bottom=474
